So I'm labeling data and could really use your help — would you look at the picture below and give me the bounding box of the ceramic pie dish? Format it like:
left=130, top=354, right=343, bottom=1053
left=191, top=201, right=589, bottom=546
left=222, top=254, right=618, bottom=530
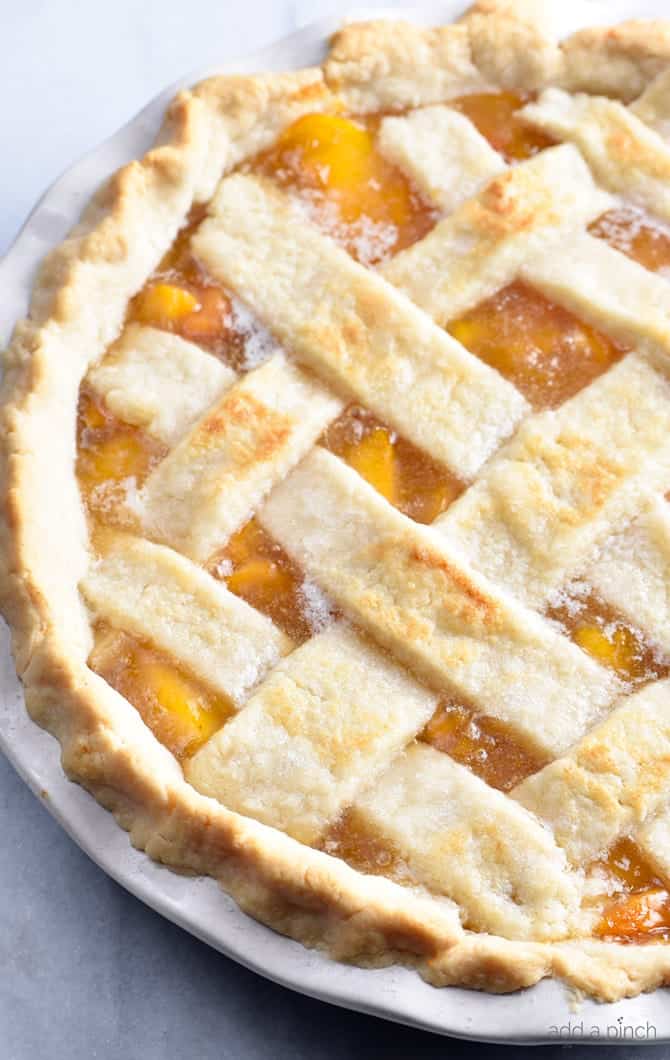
left=3, top=0, right=670, bottom=1043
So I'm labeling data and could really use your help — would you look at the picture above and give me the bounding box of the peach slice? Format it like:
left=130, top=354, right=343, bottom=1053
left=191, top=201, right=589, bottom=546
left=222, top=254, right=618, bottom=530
left=259, top=112, right=436, bottom=261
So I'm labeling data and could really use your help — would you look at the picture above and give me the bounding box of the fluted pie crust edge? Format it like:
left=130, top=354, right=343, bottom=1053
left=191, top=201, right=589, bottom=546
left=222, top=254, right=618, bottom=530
left=4, top=0, right=670, bottom=1001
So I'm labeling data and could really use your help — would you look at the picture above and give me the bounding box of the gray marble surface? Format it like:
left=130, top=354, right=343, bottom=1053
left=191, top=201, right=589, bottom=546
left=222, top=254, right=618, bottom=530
left=1, top=2, right=667, bottom=1056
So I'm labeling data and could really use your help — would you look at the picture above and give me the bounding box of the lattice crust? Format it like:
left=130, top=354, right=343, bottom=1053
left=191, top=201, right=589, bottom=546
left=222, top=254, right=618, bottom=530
left=381, top=143, right=613, bottom=323
left=187, top=622, right=439, bottom=844
left=141, top=356, right=342, bottom=561
left=587, top=496, right=670, bottom=654
left=354, top=744, right=582, bottom=941
left=81, top=534, right=290, bottom=703
left=514, top=678, right=670, bottom=863
left=87, top=324, right=235, bottom=445
left=190, top=633, right=585, bottom=940
left=191, top=174, right=528, bottom=480
left=520, top=90, right=670, bottom=219
left=377, top=106, right=506, bottom=214
left=436, top=355, right=670, bottom=608
left=9, top=0, right=670, bottom=1005
left=585, top=500, right=670, bottom=882
left=379, top=102, right=670, bottom=390
left=520, top=231, right=670, bottom=352
left=260, top=448, right=619, bottom=756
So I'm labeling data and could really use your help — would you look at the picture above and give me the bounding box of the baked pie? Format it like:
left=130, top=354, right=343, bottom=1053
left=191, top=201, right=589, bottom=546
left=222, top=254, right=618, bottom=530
left=6, top=0, right=670, bottom=1003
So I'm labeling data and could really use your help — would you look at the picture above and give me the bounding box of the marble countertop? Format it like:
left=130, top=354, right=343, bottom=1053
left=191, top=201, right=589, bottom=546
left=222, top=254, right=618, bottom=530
left=0, top=3, right=659, bottom=1057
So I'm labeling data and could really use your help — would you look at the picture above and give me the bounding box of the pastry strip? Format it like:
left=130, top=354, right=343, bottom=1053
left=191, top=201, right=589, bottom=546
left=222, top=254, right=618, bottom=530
left=514, top=678, right=670, bottom=864
left=377, top=105, right=505, bottom=214
left=260, top=447, right=618, bottom=757
left=435, top=354, right=670, bottom=608
left=87, top=324, right=236, bottom=446
left=521, top=231, right=670, bottom=351
left=354, top=743, right=581, bottom=940
left=81, top=534, right=290, bottom=704
left=187, top=622, right=438, bottom=844
left=141, top=355, right=342, bottom=561
left=520, top=89, right=670, bottom=221
left=192, top=173, right=528, bottom=480
left=587, top=495, right=670, bottom=655
left=380, top=144, right=612, bottom=323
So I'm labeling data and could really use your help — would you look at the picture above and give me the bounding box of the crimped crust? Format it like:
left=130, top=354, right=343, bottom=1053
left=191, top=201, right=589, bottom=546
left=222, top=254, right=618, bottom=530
left=4, top=0, right=670, bottom=1004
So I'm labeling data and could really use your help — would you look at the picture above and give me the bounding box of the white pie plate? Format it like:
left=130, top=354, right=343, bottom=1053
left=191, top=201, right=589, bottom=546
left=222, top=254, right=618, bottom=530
left=2, top=0, right=670, bottom=1044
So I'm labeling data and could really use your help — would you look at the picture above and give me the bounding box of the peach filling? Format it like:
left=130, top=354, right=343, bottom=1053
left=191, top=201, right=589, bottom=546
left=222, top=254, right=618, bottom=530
left=421, top=701, right=545, bottom=791
left=131, top=281, right=231, bottom=349
left=321, top=700, right=545, bottom=875
left=448, top=281, right=627, bottom=408
left=590, top=206, right=670, bottom=275
left=76, top=390, right=166, bottom=526
left=546, top=588, right=670, bottom=686
left=209, top=517, right=333, bottom=644
left=450, top=92, right=555, bottom=162
left=89, top=627, right=233, bottom=761
left=126, top=206, right=253, bottom=369
left=252, top=112, right=438, bottom=263
left=591, top=838, right=670, bottom=942
left=320, top=807, right=413, bottom=883
left=321, top=405, right=463, bottom=523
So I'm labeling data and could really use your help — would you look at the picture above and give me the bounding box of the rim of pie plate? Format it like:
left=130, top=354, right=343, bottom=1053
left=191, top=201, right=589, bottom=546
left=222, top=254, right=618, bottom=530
left=2, top=0, right=670, bottom=1043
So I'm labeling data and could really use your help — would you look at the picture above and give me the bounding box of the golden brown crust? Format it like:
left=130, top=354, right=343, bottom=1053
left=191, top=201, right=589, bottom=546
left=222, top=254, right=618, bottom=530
left=326, top=4, right=670, bottom=108
left=560, top=21, right=670, bottom=101
left=4, top=0, right=670, bottom=1004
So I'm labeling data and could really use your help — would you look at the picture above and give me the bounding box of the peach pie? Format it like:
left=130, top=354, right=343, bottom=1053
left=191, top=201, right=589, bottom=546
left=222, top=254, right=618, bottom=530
left=7, top=0, right=670, bottom=1002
